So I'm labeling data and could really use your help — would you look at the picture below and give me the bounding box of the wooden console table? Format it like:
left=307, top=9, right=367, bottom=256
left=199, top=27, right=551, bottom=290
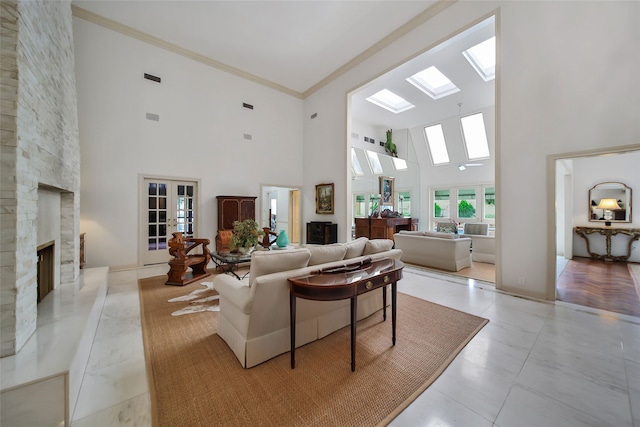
left=574, top=226, right=640, bottom=262
left=288, top=258, right=404, bottom=371
left=355, top=217, right=418, bottom=241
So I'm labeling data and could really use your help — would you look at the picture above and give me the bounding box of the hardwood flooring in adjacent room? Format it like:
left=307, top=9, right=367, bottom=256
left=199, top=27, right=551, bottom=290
left=556, top=257, right=640, bottom=317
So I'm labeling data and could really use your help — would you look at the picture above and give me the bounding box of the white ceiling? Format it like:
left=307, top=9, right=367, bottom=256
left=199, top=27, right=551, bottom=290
left=72, top=1, right=494, bottom=130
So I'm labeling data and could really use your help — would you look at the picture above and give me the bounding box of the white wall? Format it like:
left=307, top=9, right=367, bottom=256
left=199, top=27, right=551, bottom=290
left=303, top=1, right=640, bottom=299
left=74, top=18, right=304, bottom=268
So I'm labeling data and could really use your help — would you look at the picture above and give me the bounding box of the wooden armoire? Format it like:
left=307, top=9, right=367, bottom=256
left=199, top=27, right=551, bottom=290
left=216, top=196, right=257, bottom=251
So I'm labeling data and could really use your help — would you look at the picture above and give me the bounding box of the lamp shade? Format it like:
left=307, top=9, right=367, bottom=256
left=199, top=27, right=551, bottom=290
left=596, top=198, right=621, bottom=210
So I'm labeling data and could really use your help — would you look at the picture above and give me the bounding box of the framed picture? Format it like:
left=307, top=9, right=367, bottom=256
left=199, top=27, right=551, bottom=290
left=379, top=176, right=395, bottom=207
left=316, top=183, right=334, bottom=214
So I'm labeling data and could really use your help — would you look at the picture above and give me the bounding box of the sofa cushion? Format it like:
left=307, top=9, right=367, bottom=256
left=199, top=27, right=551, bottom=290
left=423, top=231, right=457, bottom=239
left=307, top=243, right=347, bottom=266
left=248, top=248, right=311, bottom=287
left=397, top=230, right=425, bottom=236
left=344, top=237, right=368, bottom=259
left=363, top=239, right=394, bottom=255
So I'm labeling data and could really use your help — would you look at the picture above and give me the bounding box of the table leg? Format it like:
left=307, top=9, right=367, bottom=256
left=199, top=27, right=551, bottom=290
left=392, top=281, right=397, bottom=346
left=351, top=296, right=357, bottom=372
left=382, top=285, right=387, bottom=321
left=290, top=293, right=296, bottom=369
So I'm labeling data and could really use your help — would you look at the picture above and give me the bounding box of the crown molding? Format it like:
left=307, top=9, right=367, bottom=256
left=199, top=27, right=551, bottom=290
left=71, top=5, right=303, bottom=99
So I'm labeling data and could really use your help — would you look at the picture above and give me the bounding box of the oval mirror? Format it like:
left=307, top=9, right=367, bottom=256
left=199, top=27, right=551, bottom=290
left=589, top=182, right=632, bottom=223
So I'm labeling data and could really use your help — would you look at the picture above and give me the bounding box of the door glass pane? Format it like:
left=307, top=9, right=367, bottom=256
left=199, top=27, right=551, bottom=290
left=159, top=184, right=167, bottom=196
left=148, top=183, right=157, bottom=195
left=158, top=237, right=167, bottom=250
left=434, top=190, right=450, bottom=218
left=159, top=197, right=166, bottom=210
left=458, top=188, right=477, bottom=218
left=178, top=185, right=185, bottom=196
left=149, top=225, right=157, bottom=237
left=148, top=198, right=156, bottom=209
left=159, top=211, right=166, bottom=222
left=148, top=239, right=156, bottom=250
left=186, top=185, right=193, bottom=197
left=149, top=211, right=157, bottom=223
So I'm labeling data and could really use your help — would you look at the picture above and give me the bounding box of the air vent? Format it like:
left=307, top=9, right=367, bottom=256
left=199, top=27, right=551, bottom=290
left=243, top=133, right=253, bottom=141
left=143, top=73, right=161, bottom=83
left=242, top=103, right=254, bottom=110
left=351, top=132, right=359, bottom=139
left=146, top=113, right=159, bottom=121
left=310, top=113, right=318, bottom=119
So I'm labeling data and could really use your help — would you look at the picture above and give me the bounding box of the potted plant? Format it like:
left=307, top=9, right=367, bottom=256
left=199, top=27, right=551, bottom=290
left=230, top=219, right=264, bottom=254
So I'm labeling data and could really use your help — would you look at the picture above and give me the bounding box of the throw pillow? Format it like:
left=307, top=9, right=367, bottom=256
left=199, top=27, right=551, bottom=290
left=363, top=239, right=394, bottom=255
left=423, top=231, right=456, bottom=239
left=344, top=237, right=368, bottom=259
left=307, top=244, right=347, bottom=266
left=248, top=248, right=311, bottom=287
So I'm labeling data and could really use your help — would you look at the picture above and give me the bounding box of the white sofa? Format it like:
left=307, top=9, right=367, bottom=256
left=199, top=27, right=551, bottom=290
left=471, top=235, right=495, bottom=264
left=393, top=230, right=471, bottom=272
left=213, top=237, right=402, bottom=368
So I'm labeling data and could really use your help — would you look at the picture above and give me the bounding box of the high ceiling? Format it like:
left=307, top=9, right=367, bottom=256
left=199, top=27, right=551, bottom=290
left=72, top=1, right=494, bottom=130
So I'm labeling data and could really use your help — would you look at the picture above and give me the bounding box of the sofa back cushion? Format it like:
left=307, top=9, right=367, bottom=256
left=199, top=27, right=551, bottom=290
left=362, top=239, right=394, bottom=255
left=423, top=231, right=457, bottom=239
left=307, top=243, right=347, bottom=266
left=463, top=223, right=489, bottom=236
left=249, top=248, right=311, bottom=287
left=344, top=237, right=368, bottom=259
left=397, top=230, right=425, bottom=236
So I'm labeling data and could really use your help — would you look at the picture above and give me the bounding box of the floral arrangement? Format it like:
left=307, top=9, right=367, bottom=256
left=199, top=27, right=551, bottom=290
left=230, top=219, right=264, bottom=251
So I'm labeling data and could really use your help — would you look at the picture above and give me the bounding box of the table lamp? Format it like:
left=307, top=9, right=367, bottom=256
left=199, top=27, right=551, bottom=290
left=596, top=198, right=621, bottom=226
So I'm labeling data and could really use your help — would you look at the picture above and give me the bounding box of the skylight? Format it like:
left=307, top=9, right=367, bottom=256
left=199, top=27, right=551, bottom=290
left=365, top=150, right=383, bottom=174
left=406, top=66, right=460, bottom=100
left=392, top=157, right=407, bottom=171
left=461, top=112, right=490, bottom=160
left=424, top=124, right=450, bottom=165
left=351, top=148, right=363, bottom=176
left=365, top=89, right=415, bottom=114
left=462, top=36, right=496, bottom=82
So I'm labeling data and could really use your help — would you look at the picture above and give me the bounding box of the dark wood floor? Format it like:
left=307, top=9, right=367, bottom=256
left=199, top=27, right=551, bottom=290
left=556, top=257, right=640, bottom=317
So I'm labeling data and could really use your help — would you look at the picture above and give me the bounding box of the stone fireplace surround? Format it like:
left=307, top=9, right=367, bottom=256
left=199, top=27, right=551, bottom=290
left=1, top=0, right=81, bottom=358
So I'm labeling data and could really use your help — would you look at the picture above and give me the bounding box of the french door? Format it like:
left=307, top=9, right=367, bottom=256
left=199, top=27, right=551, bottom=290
left=141, top=178, right=198, bottom=265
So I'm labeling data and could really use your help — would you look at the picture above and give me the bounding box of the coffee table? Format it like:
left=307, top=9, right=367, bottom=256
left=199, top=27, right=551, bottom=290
left=288, top=258, right=404, bottom=371
left=211, top=251, right=252, bottom=280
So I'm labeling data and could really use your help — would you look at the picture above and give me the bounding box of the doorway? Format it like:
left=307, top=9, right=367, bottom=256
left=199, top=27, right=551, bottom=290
left=140, top=177, right=200, bottom=265
left=550, top=146, right=640, bottom=316
left=260, top=185, right=301, bottom=245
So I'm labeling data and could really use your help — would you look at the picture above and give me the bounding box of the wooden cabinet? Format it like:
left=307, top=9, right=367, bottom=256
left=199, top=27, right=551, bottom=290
left=354, top=217, right=418, bottom=241
left=307, top=222, right=338, bottom=245
left=217, top=196, right=257, bottom=231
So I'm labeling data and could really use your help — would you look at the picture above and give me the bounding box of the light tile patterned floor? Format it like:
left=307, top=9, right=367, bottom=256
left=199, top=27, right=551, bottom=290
left=71, top=264, right=639, bottom=427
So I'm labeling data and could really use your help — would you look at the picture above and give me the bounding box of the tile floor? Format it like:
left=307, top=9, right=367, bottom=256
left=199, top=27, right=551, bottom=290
left=71, top=264, right=639, bottom=427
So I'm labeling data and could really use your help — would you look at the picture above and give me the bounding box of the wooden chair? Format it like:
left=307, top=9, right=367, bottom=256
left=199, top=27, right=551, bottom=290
left=166, top=232, right=212, bottom=286
left=259, top=227, right=279, bottom=249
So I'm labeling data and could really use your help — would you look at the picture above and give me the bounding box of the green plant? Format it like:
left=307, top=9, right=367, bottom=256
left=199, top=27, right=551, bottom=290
left=434, top=203, right=442, bottom=217
left=230, top=219, right=264, bottom=250
left=458, top=200, right=476, bottom=218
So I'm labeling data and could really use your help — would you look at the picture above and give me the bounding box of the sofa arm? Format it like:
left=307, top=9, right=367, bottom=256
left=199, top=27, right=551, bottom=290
left=213, top=274, right=253, bottom=314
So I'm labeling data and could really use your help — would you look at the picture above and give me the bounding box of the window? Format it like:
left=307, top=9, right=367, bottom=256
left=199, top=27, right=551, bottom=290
left=483, top=187, right=495, bottom=219
left=392, top=157, right=407, bottom=171
left=424, top=124, right=450, bottom=165
left=461, top=112, right=490, bottom=160
left=434, top=189, right=450, bottom=218
left=365, top=89, right=415, bottom=114
left=397, top=191, right=411, bottom=217
left=365, top=150, right=383, bottom=175
left=354, top=194, right=366, bottom=218
left=457, top=188, right=477, bottom=219
left=351, top=148, right=363, bottom=176
left=463, top=36, right=495, bottom=82
left=406, top=66, right=460, bottom=100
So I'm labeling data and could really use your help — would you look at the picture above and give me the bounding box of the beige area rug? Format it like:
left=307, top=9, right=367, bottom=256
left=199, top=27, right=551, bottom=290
left=139, top=274, right=488, bottom=426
